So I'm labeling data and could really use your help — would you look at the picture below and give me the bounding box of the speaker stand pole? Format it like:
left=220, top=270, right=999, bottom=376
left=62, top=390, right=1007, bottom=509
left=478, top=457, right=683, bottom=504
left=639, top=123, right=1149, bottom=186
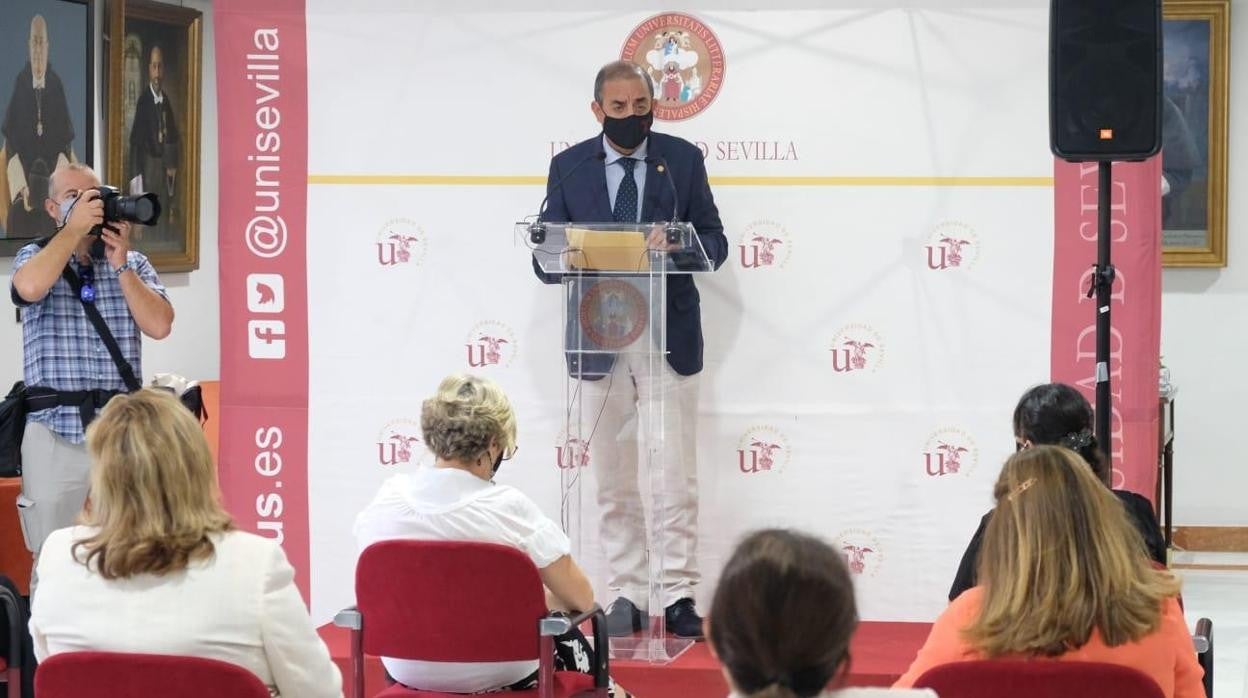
left=1089, top=160, right=1115, bottom=463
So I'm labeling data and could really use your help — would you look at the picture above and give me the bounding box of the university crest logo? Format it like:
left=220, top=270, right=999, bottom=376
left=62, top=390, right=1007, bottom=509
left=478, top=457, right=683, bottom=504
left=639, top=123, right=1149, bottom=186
left=621, top=13, right=726, bottom=121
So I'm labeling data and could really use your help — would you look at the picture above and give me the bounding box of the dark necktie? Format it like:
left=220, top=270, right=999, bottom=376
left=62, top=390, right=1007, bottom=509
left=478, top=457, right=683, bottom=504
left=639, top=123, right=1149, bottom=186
left=613, top=158, right=638, bottom=223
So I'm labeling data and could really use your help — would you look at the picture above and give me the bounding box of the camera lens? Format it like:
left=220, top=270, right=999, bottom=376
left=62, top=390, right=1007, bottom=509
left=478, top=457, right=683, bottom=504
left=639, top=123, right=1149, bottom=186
left=130, top=196, right=158, bottom=225
left=93, top=186, right=161, bottom=226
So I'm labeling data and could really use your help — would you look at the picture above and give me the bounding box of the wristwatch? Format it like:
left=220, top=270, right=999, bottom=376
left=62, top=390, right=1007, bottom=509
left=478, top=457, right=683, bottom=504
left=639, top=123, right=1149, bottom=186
left=113, top=261, right=132, bottom=277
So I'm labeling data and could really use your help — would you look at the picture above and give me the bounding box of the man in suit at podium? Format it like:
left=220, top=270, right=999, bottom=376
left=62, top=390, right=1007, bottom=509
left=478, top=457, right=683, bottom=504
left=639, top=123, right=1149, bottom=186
left=532, top=60, right=727, bottom=638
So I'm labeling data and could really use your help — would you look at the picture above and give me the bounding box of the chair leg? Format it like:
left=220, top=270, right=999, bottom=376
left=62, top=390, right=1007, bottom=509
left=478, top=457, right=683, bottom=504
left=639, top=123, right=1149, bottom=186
left=1196, top=617, right=1213, bottom=698
left=352, top=627, right=365, bottom=698
left=587, top=608, right=609, bottom=692
left=539, top=635, right=555, bottom=698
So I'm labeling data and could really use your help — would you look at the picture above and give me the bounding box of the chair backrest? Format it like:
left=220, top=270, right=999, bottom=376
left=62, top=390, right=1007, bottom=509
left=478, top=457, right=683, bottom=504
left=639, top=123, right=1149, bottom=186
left=34, top=652, right=270, bottom=698
left=914, top=660, right=1165, bottom=698
left=356, top=539, right=548, bottom=663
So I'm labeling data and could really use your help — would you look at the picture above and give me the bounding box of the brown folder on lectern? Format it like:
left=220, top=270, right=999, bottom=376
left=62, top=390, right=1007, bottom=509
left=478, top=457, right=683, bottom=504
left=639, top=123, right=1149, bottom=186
left=564, top=226, right=650, bottom=272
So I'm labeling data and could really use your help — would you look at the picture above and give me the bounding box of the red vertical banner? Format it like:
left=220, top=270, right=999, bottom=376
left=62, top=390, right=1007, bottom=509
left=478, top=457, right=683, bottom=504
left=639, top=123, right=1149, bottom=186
left=215, top=0, right=311, bottom=602
left=1052, top=158, right=1162, bottom=502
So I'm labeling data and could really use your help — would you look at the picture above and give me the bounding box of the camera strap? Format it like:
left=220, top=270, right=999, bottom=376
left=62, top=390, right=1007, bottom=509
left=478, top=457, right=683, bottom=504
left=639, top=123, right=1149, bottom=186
left=60, top=264, right=143, bottom=392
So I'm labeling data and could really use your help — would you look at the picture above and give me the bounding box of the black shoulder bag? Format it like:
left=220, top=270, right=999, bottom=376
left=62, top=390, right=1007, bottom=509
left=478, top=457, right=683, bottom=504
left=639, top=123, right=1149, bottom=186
left=0, top=382, right=30, bottom=477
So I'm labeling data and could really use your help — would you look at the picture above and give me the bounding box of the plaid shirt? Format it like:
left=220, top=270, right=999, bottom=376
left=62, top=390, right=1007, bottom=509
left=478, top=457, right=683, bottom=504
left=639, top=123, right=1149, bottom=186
left=13, top=244, right=168, bottom=443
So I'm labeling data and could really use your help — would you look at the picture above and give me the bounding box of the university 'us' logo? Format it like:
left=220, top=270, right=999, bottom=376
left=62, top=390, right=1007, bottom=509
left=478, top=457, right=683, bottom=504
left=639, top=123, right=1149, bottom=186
left=829, top=324, right=885, bottom=374
left=554, top=429, right=591, bottom=470
left=835, top=529, right=883, bottom=577
left=737, top=220, right=792, bottom=270
left=620, top=12, right=726, bottom=121
left=735, top=426, right=790, bottom=474
left=375, top=219, right=428, bottom=267
left=376, top=419, right=425, bottom=468
left=924, top=221, right=979, bottom=271
left=465, top=322, right=517, bottom=368
left=556, top=439, right=590, bottom=470
left=923, top=427, right=979, bottom=478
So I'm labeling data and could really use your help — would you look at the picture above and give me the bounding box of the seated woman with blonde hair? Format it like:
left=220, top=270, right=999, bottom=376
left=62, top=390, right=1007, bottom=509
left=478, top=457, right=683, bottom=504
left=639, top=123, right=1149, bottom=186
left=30, top=389, right=342, bottom=698
left=896, top=446, right=1202, bottom=698
left=709, top=528, right=935, bottom=698
left=354, top=373, right=596, bottom=693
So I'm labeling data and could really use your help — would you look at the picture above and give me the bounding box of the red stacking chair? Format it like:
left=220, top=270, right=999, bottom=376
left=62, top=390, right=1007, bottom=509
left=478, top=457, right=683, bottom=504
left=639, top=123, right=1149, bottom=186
left=0, top=584, right=19, bottom=698
left=914, top=660, right=1165, bottom=698
left=34, top=652, right=271, bottom=698
left=335, top=540, right=609, bottom=698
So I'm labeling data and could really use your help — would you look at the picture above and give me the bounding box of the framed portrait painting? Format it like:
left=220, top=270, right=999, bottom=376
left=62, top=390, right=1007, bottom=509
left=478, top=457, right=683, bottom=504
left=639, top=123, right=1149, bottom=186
left=0, top=0, right=93, bottom=255
left=1161, top=0, right=1229, bottom=267
left=106, top=0, right=202, bottom=271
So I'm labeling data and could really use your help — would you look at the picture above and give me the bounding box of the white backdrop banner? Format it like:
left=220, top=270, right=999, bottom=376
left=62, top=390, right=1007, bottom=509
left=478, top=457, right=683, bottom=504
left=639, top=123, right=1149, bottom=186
left=218, top=2, right=1061, bottom=625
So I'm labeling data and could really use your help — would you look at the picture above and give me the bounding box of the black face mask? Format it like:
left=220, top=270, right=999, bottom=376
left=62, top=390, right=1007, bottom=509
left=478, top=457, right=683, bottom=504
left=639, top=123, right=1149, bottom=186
left=602, top=111, right=653, bottom=150
left=491, top=449, right=504, bottom=476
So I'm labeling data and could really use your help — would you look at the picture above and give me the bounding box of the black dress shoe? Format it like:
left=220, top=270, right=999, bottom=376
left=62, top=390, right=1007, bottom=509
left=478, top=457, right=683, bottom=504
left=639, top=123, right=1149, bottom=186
left=664, top=598, right=704, bottom=639
left=605, top=596, right=644, bottom=637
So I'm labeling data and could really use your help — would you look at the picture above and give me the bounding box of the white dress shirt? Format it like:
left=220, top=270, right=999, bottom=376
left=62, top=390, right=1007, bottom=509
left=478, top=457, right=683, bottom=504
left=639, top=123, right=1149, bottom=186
left=354, top=466, right=571, bottom=692
left=31, top=526, right=343, bottom=698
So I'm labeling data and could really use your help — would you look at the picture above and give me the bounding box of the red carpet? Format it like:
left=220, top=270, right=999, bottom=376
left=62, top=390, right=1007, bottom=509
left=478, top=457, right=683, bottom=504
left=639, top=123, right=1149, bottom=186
left=319, top=621, right=931, bottom=698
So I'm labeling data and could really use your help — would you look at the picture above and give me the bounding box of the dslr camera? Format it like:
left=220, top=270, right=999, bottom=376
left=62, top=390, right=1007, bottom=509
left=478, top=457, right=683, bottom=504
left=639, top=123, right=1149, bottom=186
left=89, top=186, right=161, bottom=235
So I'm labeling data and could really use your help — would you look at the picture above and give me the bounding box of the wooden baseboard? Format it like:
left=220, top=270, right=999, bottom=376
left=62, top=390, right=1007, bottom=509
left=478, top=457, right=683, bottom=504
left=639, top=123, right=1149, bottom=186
left=1172, top=526, right=1248, bottom=552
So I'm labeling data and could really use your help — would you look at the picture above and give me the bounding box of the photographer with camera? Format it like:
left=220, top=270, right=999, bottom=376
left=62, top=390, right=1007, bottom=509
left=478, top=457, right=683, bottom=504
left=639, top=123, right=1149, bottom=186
left=9, top=162, right=172, bottom=588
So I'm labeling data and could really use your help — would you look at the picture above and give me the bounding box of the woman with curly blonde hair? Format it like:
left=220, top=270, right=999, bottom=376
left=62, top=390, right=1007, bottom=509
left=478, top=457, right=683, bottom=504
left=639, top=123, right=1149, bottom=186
left=354, top=373, right=595, bottom=693
left=29, top=389, right=342, bottom=698
left=896, top=446, right=1203, bottom=698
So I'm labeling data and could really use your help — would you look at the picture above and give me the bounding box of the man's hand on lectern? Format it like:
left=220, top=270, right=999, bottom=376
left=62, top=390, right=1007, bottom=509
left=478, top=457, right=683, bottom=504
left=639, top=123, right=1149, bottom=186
left=646, top=226, right=679, bottom=252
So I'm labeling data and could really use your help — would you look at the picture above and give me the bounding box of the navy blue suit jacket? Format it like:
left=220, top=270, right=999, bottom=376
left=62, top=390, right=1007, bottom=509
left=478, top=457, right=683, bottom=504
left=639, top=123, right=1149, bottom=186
left=532, top=132, right=727, bottom=377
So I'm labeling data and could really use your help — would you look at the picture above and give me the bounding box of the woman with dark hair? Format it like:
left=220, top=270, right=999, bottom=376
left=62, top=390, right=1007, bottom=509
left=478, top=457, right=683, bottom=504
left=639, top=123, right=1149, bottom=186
left=709, top=529, right=934, bottom=698
left=947, top=383, right=1166, bottom=601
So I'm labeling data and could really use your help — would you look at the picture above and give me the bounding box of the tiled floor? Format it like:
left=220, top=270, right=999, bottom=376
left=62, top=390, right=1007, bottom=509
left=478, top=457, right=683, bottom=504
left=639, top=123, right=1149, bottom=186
left=1171, top=551, right=1248, bottom=698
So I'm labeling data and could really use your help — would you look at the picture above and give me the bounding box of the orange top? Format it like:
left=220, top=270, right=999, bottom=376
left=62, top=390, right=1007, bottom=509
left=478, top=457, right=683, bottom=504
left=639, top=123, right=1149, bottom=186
left=893, top=587, right=1204, bottom=698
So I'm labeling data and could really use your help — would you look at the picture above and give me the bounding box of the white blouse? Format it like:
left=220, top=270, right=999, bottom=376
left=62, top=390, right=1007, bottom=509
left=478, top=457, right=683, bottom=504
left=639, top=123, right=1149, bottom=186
left=31, top=526, right=343, bottom=698
left=354, top=467, right=572, bottom=692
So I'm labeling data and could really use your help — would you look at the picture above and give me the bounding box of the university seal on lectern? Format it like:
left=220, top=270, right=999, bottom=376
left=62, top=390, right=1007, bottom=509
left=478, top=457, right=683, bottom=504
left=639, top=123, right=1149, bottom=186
left=578, top=279, right=648, bottom=350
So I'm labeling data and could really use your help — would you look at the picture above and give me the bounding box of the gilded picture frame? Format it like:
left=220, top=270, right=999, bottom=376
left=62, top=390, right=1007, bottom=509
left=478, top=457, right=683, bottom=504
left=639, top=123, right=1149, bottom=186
left=105, top=0, right=201, bottom=271
left=1161, top=0, right=1229, bottom=267
left=0, top=0, right=94, bottom=255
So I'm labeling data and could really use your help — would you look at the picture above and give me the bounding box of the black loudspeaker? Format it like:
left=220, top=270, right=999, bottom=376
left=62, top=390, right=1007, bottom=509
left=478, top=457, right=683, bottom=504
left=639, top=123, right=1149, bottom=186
left=1049, top=0, right=1162, bottom=161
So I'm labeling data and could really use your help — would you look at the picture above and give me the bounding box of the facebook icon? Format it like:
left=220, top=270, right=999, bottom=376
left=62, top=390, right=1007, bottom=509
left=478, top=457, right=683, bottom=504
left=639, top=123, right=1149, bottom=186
left=248, top=320, right=287, bottom=359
